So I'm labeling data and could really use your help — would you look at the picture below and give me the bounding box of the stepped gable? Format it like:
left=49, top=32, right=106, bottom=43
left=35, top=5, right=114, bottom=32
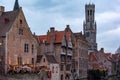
left=0, top=9, right=19, bottom=36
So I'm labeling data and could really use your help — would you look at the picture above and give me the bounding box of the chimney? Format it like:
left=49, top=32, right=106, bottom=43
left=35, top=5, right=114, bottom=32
left=100, top=48, right=104, bottom=53
left=0, top=6, right=5, bottom=16
left=50, top=27, right=55, bottom=32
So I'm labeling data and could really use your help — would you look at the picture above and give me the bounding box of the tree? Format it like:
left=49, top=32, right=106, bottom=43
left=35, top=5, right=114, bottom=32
left=88, top=69, right=106, bottom=80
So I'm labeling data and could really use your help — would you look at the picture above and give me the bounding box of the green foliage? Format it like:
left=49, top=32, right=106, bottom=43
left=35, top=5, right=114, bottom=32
left=88, top=69, right=107, bottom=80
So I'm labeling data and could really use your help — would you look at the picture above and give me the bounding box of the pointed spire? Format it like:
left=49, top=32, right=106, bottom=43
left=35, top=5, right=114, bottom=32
left=13, top=0, right=19, bottom=10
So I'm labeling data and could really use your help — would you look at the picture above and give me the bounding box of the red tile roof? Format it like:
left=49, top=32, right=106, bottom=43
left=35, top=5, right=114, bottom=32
left=89, top=51, right=111, bottom=71
left=37, top=35, right=47, bottom=43
left=112, top=54, right=120, bottom=61
left=46, top=31, right=65, bottom=43
left=105, top=53, right=112, bottom=61
left=89, top=53, right=98, bottom=62
left=55, top=31, right=65, bottom=43
left=37, top=30, right=71, bottom=44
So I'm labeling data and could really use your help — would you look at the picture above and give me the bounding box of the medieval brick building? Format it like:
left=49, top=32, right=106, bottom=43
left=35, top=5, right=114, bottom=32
left=73, top=32, right=88, bottom=79
left=88, top=48, right=112, bottom=75
left=36, top=25, right=74, bottom=80
left=0, top=0, right=38, bottom=74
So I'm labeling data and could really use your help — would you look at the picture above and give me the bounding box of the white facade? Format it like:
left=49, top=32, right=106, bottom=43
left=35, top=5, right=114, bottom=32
left=50, top=64, right=60, bottom=80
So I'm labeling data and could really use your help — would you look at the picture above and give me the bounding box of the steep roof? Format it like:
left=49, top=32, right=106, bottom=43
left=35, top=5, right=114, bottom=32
left=89, top=52, right=98, bottom=62
left=37, top=35, right=47, bottom=43
left=37, top=30, right=71, bottom=44
left=36, top=55, right=58, bottom=63
left=46, top=31, right=64, bottom=44
left=112, top=54, right=120, bottom=61
left=89, top=51, right=112, bottom=71
left=0, top=9, right=19, bottom=36
left=46, top=55, right=57, bottom=63
left=105, top=53, right=112, bottom=61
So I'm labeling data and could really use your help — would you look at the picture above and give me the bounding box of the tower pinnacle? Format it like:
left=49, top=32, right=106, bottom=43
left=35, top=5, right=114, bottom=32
left=13, top=0, right=19, bottom=10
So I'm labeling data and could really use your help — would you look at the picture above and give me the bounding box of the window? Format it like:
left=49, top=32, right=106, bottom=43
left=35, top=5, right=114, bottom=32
left=19, top=29, right=23, bottom=35
left=18, top=57, right=22, bottom=65
left=32, top=44, right=34, bottom=53
left=4, top=18, right=9, bottom=24
left=61, top=55, right=65, bottom=62
left=32, top=58, right=34, bottom=64
left=67, top=56, right=72, bottom=62
left=56, top=67, right=58, bottom=73
left=24, top=43, right=29, bottom=52
left=62, top=48, right=65, bottom=52
left=20, top=19, right=22, bottom=24
left=87, top=10, right=89, bottom=16
left=66, top=64, right=71, bottom=71
left=61, top=65, right=64, bottom=71
left=90, top=10, right=92, bottom=15
left=43, top=58, right=45, bottom=62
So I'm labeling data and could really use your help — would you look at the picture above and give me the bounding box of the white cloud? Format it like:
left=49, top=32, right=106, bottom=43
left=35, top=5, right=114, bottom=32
left=0, top=0, right=120, bottom=53
left=96, top=11, right=120, bottom=25
left=98, top=26, right=120, bottom=53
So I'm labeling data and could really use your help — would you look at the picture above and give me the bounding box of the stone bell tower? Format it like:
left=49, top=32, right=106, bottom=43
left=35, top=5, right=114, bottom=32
left=83, top=3, right=97, bottom=52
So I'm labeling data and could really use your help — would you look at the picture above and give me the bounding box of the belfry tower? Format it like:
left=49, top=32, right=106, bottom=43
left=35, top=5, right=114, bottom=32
left=83, top=3, right=97, bottom=52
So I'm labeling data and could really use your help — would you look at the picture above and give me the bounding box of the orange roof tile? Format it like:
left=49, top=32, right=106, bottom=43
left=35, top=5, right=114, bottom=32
left=37, top=30, right=71, bottom=44
left=36, top=35, right=47, bottom=43
left=55, top=31, right=64, bottom=43
left=89, top=53, right=98, bottom=62
left=39, top=35, right=46, bottom=41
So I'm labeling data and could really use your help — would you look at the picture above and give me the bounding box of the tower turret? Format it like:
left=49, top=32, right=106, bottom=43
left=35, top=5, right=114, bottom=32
left=13, top=0, right=19, bottom=10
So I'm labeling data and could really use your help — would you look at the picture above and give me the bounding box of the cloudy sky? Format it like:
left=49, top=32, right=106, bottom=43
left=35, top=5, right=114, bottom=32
left=0, top=0, right=120, bottom=53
